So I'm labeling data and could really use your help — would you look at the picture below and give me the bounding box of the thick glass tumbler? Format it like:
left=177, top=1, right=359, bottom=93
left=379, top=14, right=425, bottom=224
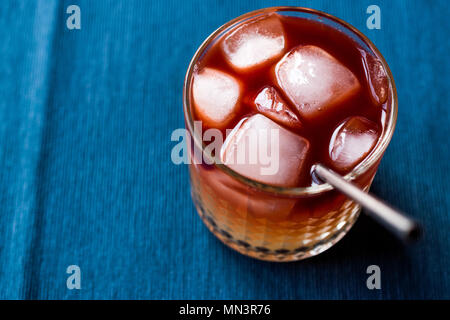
left=183, top=7, right=397, bottom=261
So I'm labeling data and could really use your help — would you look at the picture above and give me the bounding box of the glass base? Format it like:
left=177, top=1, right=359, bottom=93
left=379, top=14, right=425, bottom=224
left=192, top=187, right=361, bottom=262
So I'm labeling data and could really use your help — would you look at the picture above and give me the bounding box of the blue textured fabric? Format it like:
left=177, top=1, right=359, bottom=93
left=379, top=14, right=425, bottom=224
left=0, top=0, right=448, bottom=299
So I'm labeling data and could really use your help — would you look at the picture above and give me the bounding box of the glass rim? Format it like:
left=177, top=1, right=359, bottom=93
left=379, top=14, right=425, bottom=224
left=183, top=6, right=398, bottom=196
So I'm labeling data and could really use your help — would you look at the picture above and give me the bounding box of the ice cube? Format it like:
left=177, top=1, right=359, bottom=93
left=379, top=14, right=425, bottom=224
left=253, top=86, right=302, bottom=129
left=275, top=45, right=360, bottom=121
left=221, top=114, right=309, bottom=187
left=199, top=166, right=249, bottom=214
left=202, top=166, right=296, bottom=221
left=192, top=68, right=241, bottom=129
left=221, top=14, right=286, bottom=72
left=247, top=191, right=297, bottom=221
left=328, top=116, right=380, bottom=171
left=361, top=50, right=389, bottom=106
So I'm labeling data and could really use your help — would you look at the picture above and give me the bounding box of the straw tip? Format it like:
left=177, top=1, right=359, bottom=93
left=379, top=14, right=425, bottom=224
left=310, top=164, right=326, bottom=184
left=405, top=223, right=422, bottom=243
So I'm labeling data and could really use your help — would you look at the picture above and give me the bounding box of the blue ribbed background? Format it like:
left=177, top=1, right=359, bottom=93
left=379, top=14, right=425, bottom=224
left=0, top=0, right=448, bottom=299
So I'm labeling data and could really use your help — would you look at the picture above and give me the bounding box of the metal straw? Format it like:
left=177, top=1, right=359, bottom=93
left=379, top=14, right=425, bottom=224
left=312, top=164, right=421, bottom=243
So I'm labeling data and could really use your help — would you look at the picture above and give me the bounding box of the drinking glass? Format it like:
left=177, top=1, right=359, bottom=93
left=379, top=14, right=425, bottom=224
left=183, top=7, right=397, bottom=261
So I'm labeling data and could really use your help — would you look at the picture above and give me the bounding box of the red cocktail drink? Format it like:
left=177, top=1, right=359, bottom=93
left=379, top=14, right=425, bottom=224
left=184, top=7, right=397, bottom=261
